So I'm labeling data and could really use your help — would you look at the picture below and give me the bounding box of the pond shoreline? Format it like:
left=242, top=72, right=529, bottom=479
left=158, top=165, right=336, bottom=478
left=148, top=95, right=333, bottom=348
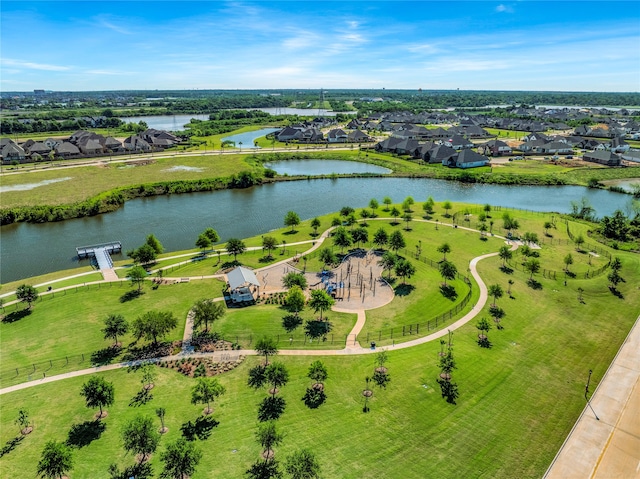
left=1, top=154, right=636, bottom=226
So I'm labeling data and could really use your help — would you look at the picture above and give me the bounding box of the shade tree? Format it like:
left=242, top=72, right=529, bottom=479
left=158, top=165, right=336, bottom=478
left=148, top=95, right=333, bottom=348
left=80, top=376, right=115, bottom=418
left=159, top=438, right=203, bottom=479
left=394, top=258, right=416, bottom=285
left=437, top=243, right=451, bottom=261
left=372, top=228, right=388, bottom=249
left=351, top=227, right=369, bottom=248
left=285, top=449, right=322, bottom=479
left=388, top=230, right=406, bottom=252
left=226, top=238, right=247, bottom=261
left=255, top=336, right=279, bottom=365
left=102, top=313, right=128, bottom=347
left=191, top=377, right=226, bottom=415
left=192, top=299, right=225, bottom=332
left=121, top=414, right=160, bottom=463
left=127, top=266, right=147, bottom=292
left=308, top=289, right=335, bottom=320
left=16, top=284, right=39, bottom=310
left=37, top=440, right=74, bottom=479
left=284, top=211, right=300, bottom=232
left=132, top=310, right=178, bottom=346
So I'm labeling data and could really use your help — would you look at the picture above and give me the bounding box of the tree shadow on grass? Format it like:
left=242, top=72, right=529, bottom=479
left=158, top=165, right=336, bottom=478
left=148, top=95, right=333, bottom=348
left=119, top=290, right=144, bottom=303
left=477, top=337, right=492, bottom=348
left=527, top=279, right=543, bottom=290
left=394, top=284, right=415, bottom=296
left=220, top=260, right=241, bottom=270
left=66, top=420, right=106, bottom=448
left=180, top=416, right=219, bottom=441
left=108, top=462, right=153, bottom=479
left=1, top=309, right=32, bottom=324
left=258, top=396, right=286, bottom=422
left=609, top=287, right=624, bottom=299
left=0, top=436, right=24, bottom=458
left=499, top=265, right=514, bottom=275
left=129, top=389, right=153, bottom=407
left=439, top=284, right=458, bottom=301
left=91, top=346, right=121, bottom=366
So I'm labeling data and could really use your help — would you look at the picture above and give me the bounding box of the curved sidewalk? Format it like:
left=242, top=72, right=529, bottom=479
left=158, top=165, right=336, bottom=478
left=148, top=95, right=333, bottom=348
left=543, top=314, right=640, bottom=479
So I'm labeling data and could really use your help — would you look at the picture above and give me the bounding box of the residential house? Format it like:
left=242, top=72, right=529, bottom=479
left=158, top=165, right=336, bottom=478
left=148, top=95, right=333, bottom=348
left=27, top=142, right=52, bottom=158
left=123, top=135, right=152, bottom=152
left=609, top=137, right=630, bottom=153
left=583, top=150, right=622, bottom=167
left=299, top=128, right=323, bottom=143
left=104, top=137, right=124, bottom=152
left=347, top=130, right=372, bottom=143
left=442, top=134, right=473, bottom=150
left=478, top=139, right=512, bottom=156
left=443, top=149, right=489, bottom=169
left=1, top=141, right=27, bottom=163
left=55, top=141, right=81, bottom=158
left=538, top=141, right=574, bottom=154
left=275, top=126, right=302, bottom=142
left=375, top=137, right=403, bottom=153
left=327, top=129, right=348, bottom=143
left=425, top=144, right=457, bottom=164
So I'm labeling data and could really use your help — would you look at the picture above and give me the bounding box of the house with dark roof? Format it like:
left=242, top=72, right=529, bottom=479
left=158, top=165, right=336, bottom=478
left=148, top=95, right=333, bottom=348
left=375, top=137, right=403, bottom=153
left=27, top=142, right=52, bottom=157
left=442, top=134, right=473, bottom=150
left=124, top=135, right=152, bottom=152
left=443, top=149, right=489, bottom=169
left=583, top=150, right=621, bottom=166
left=55, top=141, right=81, bottom=158
left=1, top=141, right=27, bottom=163
left=327, top=129, right=348, bottom=143
left=426, top=145, right=457, bottom=164
left=275, top=126, right=302, bottom=142
left=538, top=141, right=574, bottom=154
left=347, top=130, right=372, bottom=143
left=478, top=139, right=511, bottom=156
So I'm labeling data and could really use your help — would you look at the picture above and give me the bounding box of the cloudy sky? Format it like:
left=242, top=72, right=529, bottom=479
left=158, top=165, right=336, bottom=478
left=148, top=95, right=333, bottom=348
left=1, top=1, right=639, bottom=92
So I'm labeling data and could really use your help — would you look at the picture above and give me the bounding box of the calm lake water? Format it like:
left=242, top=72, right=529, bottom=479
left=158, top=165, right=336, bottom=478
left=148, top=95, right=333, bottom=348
left=120, top=114, right=211, bottom=131
left=221, top=128, right=280, bottom=149
left=264, top=159, right=391, bottom=176
left=1, top=177, right=633, bottom=283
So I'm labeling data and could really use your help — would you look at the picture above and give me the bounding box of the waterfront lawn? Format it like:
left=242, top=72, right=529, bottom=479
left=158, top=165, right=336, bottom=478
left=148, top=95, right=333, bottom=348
left=0, top=153, right=256, bottom=208
left=1, top=249, right=639, bottom=479
left=0, top=279, right=221, bottom=375
left=215, top=305, right=357, bottom=349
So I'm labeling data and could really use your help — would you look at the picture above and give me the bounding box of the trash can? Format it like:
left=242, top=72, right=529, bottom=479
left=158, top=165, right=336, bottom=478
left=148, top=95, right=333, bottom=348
left=371, top=342, right=376, bottom=350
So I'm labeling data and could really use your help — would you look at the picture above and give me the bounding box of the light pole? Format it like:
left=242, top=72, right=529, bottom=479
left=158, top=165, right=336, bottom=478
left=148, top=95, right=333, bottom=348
left=584, top=369, right=599, bottom=420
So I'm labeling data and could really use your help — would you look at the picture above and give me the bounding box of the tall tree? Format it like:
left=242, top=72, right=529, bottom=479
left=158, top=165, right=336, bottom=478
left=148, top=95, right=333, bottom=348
left=246, top=459, right=282, bottom=479
left=284, top=449, right=322, bottom=479
left=139, top=362, right=157, bottom=390
left=563, top=253, right=574, bottom=273
left=332, top=226, right=352, bottom=252
left=378, top=251, right=397, bottom=280
left=132, top=310, right=178, bottom=346
left=498, top=245, right=513, bottom=267
left=37, top=441, right=74, bottom=479
left=372, top=227, right=388, bottom=249
left=195, top=233, right=212, bottom=254
left=127, top=265, right=147, bottom=292
left=282, top=272, right=308, bottom=290
left=402, top=196, right=415, bottom=212
left=442, top=200, right=452, bottom=217
left=423, top=196, right=435, bottom=217
left=192, top=299, right=225, bottom=332
left=351, top=227, right=369, bottom=248
left=284, top=211, right=301, bottom=232
left=102, top=313, right=128, bottom=347
left=255, top=337, right=279, bottom=365
left=226, top=238, right=247, bottom=261
left=122, top=414, right=160, bottom=463
left=439, top=260, right=457, bottom=286
left=390, top=206, right=401, bottom=223
left=382, top=196, right=392, bottom=211
left=285, top=286, right=306, bottom=317
left=203, top=227, right=220, bottom=244
left=129, top=244, right=157, bottom=265
left=256, top=421, right=285, bottom=462
left=318, top=247, right=337, bottom=268
left=308, top=289, right=335, bottom=320
left=265, top=362, right=289, bottom=397
left=524, top=258, right=541, bottom=279
left=159, top=438, right=203, bottom=479
left=16, top=284, right=39, bottom=310
left=261, top=236, right=278, bottom=259
left=369, top=198, right=379, bottom=216
left=307, top=360, right=328, bottom=386
left=310, top=218, right=321, bottom=236
left=191, top=377, right=226, bottom=415
left=145, top=234, right=164, bottom=255
left=388, top=230, right=406, bottom=252
left=80, top=376, right=115, bottom=417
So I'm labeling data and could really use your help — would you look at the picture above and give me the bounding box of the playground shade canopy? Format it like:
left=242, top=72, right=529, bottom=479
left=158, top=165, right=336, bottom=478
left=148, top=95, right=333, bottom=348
left=227, top=266, right=260, bottom=303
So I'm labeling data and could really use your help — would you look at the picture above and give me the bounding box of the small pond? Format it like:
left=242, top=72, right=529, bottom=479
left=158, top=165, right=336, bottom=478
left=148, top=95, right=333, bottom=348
left=264, top=159, right=392, bottom=176
left=221, top=128, right=280, bottom=149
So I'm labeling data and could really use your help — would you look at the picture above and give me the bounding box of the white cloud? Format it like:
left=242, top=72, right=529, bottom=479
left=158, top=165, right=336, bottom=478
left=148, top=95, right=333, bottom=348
left=97, top=19, right=132, bottom=35
left=1, top=58, right=71, bottom=71
left=496, top=4, right=514, bottom=13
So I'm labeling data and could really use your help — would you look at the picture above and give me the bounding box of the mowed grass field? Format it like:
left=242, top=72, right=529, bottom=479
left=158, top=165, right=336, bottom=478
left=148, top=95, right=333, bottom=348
left=1, top=206, right=639, bottom=478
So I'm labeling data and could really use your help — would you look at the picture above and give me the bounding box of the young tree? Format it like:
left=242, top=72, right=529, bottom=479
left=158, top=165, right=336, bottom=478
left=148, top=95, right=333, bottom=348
left=282, top=272, right=308, bottom=290
left=139, top=362, right=157, bottom=390
left=285, top=449, right=322, bottom=479
left=192, top=299, right=225, bottom=332
left=388, top=230, right=406, bottom=252
left=442, top=200, right=452, bottom=217
left=507, top=279, right=515, bottom=296
left=310, top=217, right=321, bottom=236
left=332, top=226, right=352, bottom=252
left=563, top=253, right=574, bottom=273
left=369, top=198, right=379, bottom=216
left=318, top=248, right=337, bottom=269
left=308, top=289, right=335, bottom=320
left=372, top=227, right=389, bottom=249
left=439, top=260, right=457, bottom=286
left=351, top=227, right=369, bottom=248
left=191, top=377, right=226, bottom=415
left=37, top=441, right=74, bottom=479
left=156, top=407, right=167, bottom=434
left=255, top=337, right=279, bottom=365
left=132, top=310, right=178, bottom=346
left=16, top=284, right=39, bottom=310
left=226, top=238, right=247, bottom=261
left=402, top=213, right=413, bottom=230
left=394, top=258, right=416, bottom=285
left=203, top=227, right=220, bottom=244
left=256, top=421, right=285, bottom=461
left=145, top=234, right=164, bottom=255
left=15, top=408, right=31, bottom=434
left=340, top=206, right=355, bottom=217
left=122, top=414, right=160, bottom=463
left=285, top=286, right=306, bottom=317
left=195, top=233, right=212, bottom=254
left=284, top=211, right=301, bottom=232
left=102, top=313, right=128, bottom=347
left=478, top=222, right=488, bottom=237
left=483, top=203, right=492, bottom=216
left=382, top=196, right=392, bottom=211
left=574, top=234, right=585, bottom=252
left=262, top=236, right=278, bottom=259
left=265, top=362, right=289, bottom=397
left=423, top=196, right=435, bottom=217
left=524, top=258, right=541, bottom=279
left=488, top=284, right=504, bottom=307
left=402, top=196, right=414, bottom=212
left=80, top=376, right=115, bottom=418
left=390, top=206, right=401, bottom=223
left=476, top=317, right=492, bottom=346
left=378, top=251, right=397, bottom=280
left=543, top=221, right=553, bottom=236
left=127, top=265, right=147, bottom=292
left=160, top=438, right=203, bottom=479
left=437, top=243, right=451, bottom=261
left=498, top=245, right=513, bottom=267
left=307, top=360, right=328, bottom=386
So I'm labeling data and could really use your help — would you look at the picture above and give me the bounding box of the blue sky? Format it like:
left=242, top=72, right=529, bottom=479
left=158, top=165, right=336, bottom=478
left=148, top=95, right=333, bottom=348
left=1, top=1, right=639, bottom=92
